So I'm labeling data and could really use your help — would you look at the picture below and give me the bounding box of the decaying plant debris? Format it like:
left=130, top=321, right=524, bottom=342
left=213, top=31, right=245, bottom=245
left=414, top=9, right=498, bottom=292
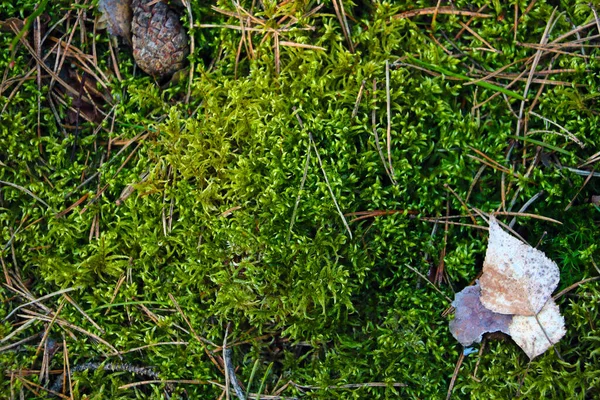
left=1, top=0, right=600, bottom=399
left=450, top=216, right=566, bottom=360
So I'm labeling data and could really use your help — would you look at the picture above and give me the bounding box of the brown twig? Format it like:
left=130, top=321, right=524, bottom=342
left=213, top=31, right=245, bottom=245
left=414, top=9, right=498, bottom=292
left=393, top=7, right=492, bottom=19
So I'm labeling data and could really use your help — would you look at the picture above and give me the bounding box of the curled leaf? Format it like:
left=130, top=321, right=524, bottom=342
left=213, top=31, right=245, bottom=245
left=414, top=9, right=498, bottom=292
left=479, top=216, right=560, bottom=316
left=449, top=282, right=512, bottom=347
left=508, top=298, right=566, bottom=359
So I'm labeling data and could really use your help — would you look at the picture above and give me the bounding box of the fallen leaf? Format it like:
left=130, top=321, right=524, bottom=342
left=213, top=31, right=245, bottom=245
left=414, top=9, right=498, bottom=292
left=97, top=0, right=132, bottom=42
left=449, top=282, right=512, bottom=347
left=508, top=298, right=566, bottom=359
left=479, top=216, right=560, bottom=316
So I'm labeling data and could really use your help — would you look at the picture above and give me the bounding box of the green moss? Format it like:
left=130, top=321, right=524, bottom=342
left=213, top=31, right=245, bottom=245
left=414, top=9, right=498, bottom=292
left=1, top=0, right=600, bottom=398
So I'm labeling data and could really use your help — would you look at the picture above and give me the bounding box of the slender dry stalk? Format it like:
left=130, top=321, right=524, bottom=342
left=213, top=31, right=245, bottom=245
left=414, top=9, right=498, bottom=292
left=394, top=6, right=491, bottom=19
left=351, top=80, right=366, bottom=118
left=385, top=60, right=395, bottom=178
left=332, top=0, right=354, bottom=52
left=446, top=351, right=465, bottom=400
left=294, top=110, right=353, bottom=238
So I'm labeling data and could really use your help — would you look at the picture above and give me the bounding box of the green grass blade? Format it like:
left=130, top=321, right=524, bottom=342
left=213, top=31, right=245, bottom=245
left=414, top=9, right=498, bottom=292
left=405, top=55, right=525, bottom=100
left=245, top=359, right=260, bottom=398
left=256, top=362, right=273, bottom=400
left=507, top=135, right=574, bottom=156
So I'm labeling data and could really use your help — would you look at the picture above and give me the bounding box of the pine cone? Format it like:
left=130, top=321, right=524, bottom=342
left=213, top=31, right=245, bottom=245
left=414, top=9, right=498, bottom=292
left=131, top=0, right=188, bottom=77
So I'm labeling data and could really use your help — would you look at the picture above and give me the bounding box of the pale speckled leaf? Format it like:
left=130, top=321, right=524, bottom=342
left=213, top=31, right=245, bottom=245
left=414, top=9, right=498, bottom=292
left=479, top=216, right=560, bottom=316
left=509, top=298, right=566, bottom=359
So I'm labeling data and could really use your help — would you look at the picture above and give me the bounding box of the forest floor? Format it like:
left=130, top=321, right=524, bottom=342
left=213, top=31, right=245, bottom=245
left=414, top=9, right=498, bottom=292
left=1, top=1, right=600, bottom=399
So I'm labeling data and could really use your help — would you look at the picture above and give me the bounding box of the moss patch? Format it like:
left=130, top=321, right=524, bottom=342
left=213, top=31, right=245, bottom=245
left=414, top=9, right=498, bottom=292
left=1, top=0, right=600, bottom=398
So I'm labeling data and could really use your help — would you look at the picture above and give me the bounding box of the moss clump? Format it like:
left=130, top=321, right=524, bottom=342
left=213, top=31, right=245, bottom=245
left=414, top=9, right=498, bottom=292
left=1, top=0, right=600, bottom=398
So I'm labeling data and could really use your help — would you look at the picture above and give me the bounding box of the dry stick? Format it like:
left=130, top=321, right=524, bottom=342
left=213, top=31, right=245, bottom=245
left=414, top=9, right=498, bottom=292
left=168, top=294, right=217, bottom=348
left=1, top=256, right=10, bottom=286
left=403, top=264, right=452, bottom=303
left=108, top=342, right=189, bottom=357
left=223, top=324, right=230, bottom=400
left=55, top=194, right=89, bottom=218
left=528, top=111, right=584, bottom=148
left=385, top=60, right=395, bottom=178
left=465, top=155, right=515, bottom=177
left=514, top=8, right=555, bottom=154
left=469, top=146, right=514, bottom=173
left=168, top=294, right=223, bottom=375
left=465, top=165, right=486, bottom=204
left=455, top=4, right=488, bottom=40
left=0, top=332, right=42, bottom=353
left=463, top=56, right=533, bottom=87
left=591, top=3, right=600, bottom=37
left=0, top=180, right=51, bottom=209
left=287, top=132, right=311, bottom=242
left=47, top=5, right=84, bottom=94
left=15, top=374, right=69, bottom=399
left=393, top=6, right=491, bottom=19
left=181, top=0, right=195, bottom=104
left=293, top=109, right=353, bottom=239
left=292, top=381, right=407, bottom=390
left=4, top=286, right=80, bottom=322
left=108, top=36, right=122, bottom=82
left=444, top=184, right=477, bottom=225
left=516, top=42, right=591, bottom=58
left=234, top=32, right=244, bottom=79
left=446, top=351, right=465, bottom=400
left=472, top=68, right=528, bottom=110
left=0, top=319, right=37, bottom=345
left=565, top=165, right=597, bottom=211
left=351, top=80, right=366, bottom=118
left=279, top=41, right=325, bottom=51
left=346, top=209, right=417, bottom=223
left=20, top=311, right=119, bottom=356
left=223, top=328, right=246, bottom=399
left=492, top=211, right=561, bottom=225
left=34, top=16, right=43, bottom=155
left=553, top=276, right=600, bottom=300
left=435, top=197, right=450, bottom=286
left=473, top=208, right=529, bottom=243
left=62, top=335, right=73, bottom=399
left=429, top=32, right=453, bottom=55
left=198, top=23, right=314, bottom=33
left=508, top=190, right=545, bottom=228
left=419, top=218, right=489, bottom=231
left=34, top=301, right=65, bottom=359
left=371, top=80, right=395, bottom=183
left=431, top=0, right=442, bottom=28
left=332, top=0, right=354, bottom=53
left=458, top=21, right=500, bottom=53
left=62, top=293, right=105, bottom=333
